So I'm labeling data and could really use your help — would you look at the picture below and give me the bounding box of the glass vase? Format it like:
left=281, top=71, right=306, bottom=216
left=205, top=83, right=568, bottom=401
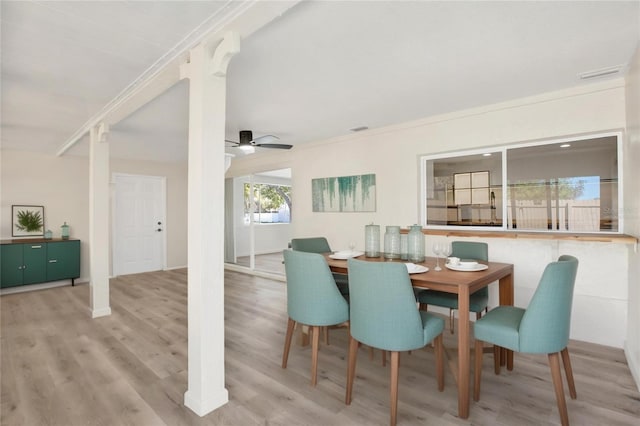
left=384, top=226, right=401, bottom=260
left=400, top=232, right=408, bottom=260
left=365, top=224, right=380, bottom=257
left=407, top=224, right=425, bottom=263
left=61, top=222, right=70, bottom=240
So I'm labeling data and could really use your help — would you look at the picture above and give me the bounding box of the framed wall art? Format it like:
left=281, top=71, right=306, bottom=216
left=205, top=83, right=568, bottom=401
left=312, top=173, right=376, bottom=212
left=12, top=205, right=45, bottom=237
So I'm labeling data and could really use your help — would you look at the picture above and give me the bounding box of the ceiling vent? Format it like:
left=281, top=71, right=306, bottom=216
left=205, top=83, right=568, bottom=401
left=577, top=65, right=625, bottom=80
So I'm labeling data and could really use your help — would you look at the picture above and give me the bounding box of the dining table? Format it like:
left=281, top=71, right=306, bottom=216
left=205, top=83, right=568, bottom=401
left=324, top=253, right=514, bottom=420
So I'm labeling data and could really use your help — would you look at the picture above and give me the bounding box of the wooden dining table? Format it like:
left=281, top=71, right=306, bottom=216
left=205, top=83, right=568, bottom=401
left=324, top=254, right=514, bottom=420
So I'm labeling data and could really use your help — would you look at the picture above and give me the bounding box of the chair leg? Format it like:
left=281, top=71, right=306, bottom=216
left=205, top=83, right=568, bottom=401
left=434, top=334, right=444, bottom=391
left=493, top=345, right=501, bottom=375
left=449, top=308, right=455, bottom=334
left=346, top=335, right=359, bottom=405
left=382, top=350, right=387, bottom=367
left=282, top=318, right=296, bottom=368
left=474, top=339, right=483, bottom=401
left=419, top=302, right=428, bottom=311
left=390, top=351, right=400, bottom=426
left=476, top=311, right=482, bottom=320
left=561, top=347, right=577, bottom=399
left=323, top=326, right=330, bottom=345
left=548, top=352, right=570, bottom=426
left=310, top=326, right=321, bottom=386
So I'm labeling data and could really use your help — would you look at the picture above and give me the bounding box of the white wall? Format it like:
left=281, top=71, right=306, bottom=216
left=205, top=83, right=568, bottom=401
left=228, top=80, right=635, bottom=350
left=624, top=45, right=640, bottom=390
left=0, top=150, right=188, bottom=282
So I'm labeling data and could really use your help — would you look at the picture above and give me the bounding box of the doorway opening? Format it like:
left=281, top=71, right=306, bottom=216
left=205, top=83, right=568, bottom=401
left=225, top=168, right=291, bottom=275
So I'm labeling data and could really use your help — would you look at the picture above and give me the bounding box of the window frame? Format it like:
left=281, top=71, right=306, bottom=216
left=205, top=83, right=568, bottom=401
left=420, top=130, right=624, bottom=234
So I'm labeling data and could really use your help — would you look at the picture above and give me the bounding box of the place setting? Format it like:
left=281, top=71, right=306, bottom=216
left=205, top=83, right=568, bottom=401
left=329, top=241, right=364, bottom=259
left=444, top=256, right=488, bottom=272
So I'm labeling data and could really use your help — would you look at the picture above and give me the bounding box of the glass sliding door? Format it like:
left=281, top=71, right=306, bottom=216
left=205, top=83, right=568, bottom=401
left=225, top=169, right=291, bottom=275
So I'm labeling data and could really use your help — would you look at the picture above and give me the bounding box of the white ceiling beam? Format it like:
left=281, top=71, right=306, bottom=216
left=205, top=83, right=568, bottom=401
left=56, top=0, right=300, bottom=157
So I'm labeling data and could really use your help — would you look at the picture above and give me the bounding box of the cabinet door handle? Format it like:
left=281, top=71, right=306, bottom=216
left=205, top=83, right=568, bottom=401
left=49, top=259, right=58, bottom=263
left=31, top=245, right=42, bottom=249
left=18, top=266, right=23, bottom=270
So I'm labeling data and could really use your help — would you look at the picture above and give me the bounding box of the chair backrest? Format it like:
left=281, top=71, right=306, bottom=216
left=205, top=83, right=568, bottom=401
left=451, top=241, right=488, bottom=262
left=290, top=237, right=332, bottom=254
left=452, top=241, right=489, bottom=297
left=347, top=259, right=425, bottom=351
left=283, top=250, right=349, bottom=326
left=519, top=255, right=579, bottom=354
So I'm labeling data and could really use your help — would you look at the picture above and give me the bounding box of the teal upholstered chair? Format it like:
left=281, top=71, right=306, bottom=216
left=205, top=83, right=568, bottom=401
left=281, top=249, right=349, bottom=386
left=291, top=237, right=350, bottom=296
left=417, top=241, right=489, bottom=333
left=345, top=259, right=445, bottom=426
left=473, top=255, right=579, bottom=426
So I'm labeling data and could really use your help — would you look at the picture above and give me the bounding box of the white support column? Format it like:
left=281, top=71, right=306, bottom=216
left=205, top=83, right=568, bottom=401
left=181, top=32, right=239, bottom=416
left=89, top=122, right=112, bottom=318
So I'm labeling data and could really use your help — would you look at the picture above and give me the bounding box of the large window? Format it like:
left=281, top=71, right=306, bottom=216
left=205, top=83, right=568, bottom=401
left=421, top=132, right=621, bottom=233
left=244, top=182, right=292, bottom=224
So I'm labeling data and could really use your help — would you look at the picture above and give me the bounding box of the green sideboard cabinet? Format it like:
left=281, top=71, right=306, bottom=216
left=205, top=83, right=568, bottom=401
left=1, top=239, right=80, bottom=289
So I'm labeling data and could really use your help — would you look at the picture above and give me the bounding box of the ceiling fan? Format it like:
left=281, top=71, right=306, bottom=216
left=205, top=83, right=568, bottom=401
left=225, top=130, right=293, bottom=153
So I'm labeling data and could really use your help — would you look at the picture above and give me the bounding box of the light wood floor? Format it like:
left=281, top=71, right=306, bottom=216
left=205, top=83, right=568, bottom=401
left=2, top=269, right=639, bottom=425
left=236, top=252, right=286, bottom=275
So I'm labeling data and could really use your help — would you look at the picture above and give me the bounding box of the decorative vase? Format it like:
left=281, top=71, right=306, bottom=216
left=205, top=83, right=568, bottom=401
left=407, top=224, right=425, bottom=263
left=61, top=222, right=69, bottom=240
left=44, top=229, right=53, bottom=240
left=384, top=226, right=401, bottom=260
left=365, top=224, right=380, bottom=257
left=400, top=232, right=408, bottom=260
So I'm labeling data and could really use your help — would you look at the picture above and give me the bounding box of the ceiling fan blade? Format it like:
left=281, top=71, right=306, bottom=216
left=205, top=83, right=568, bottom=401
left=225, top=139, right=240, bottom=145
left=251, top=134, right=279, bottom=144
left=254, top=143, right=293, bottom=149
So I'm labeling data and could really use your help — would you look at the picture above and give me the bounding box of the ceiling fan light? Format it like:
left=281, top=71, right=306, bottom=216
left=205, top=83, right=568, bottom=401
left=238, top=143, right=255, bottom=153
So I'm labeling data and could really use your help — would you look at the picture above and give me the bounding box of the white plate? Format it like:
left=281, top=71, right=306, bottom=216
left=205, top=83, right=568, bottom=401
left=445, top=263, right=488, bottom=272
left=329, top=251, right=364, bottom=260
left=405, top=263, right=429, bottom=274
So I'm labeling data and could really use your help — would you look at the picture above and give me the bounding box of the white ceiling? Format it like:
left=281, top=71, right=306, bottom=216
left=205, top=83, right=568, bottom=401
left=2, top=1, right=639, bottom=162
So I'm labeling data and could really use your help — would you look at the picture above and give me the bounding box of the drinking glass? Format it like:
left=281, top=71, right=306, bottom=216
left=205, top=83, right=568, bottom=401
left=441, top=242, right=452, bottom=265
left=432, top=242, right=442, bottom=271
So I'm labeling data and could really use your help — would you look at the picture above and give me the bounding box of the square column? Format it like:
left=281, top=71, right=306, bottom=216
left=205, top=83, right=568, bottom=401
left=89, top=123, right=111, bottom=318
left=181, top=34, right=238, bottom=416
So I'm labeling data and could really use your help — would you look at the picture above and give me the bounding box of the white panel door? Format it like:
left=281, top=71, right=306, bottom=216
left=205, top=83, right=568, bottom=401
left=113, top=174, right=166, bottom=276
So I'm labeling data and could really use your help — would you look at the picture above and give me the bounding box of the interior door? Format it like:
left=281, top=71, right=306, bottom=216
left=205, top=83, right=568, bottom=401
left=113, top=174, right=166, bottom=276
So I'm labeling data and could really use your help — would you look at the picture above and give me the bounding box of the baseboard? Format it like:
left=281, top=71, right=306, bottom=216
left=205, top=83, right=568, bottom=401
left=624, top=341, right=640, bottom=393
left=165, top=265, right=188, bottom=271
left=1, top=278, right=82, bottom=295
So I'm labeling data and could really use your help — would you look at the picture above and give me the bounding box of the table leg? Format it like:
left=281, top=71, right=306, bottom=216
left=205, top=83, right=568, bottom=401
left=499, top=272, right=514, bottom=370
left=457, top=285, right=470, bottom=419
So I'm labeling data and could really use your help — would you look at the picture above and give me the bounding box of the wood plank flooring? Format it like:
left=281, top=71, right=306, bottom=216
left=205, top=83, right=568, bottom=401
left=235, top=252, right=285, bottom=275
left=2, top=268, right=639, bottom=425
